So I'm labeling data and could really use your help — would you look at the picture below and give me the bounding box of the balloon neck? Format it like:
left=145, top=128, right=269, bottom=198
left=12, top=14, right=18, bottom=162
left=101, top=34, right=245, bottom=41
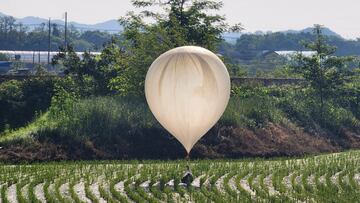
left=185, top=153, right=190, bottom=171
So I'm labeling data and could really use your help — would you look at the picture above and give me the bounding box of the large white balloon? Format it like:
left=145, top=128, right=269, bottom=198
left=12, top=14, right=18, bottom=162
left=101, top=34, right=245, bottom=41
left=145, top=46, right=230, bottom=154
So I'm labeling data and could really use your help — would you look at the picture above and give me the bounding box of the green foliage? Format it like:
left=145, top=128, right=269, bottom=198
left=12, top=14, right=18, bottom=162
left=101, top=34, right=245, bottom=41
left=225, top=85, right=287, bottom=128
left=41, top=86, right=286, bottom=143
left=222, top=96, right=282, bottom=128
left=1, top=150, right=360, bottom=202
left=0, top=78, right=55, bottom=133
left=52, top=42, right=126, bottom=95
left=110, top=0, right=241, bottom=96
left=48, top=77, right=80, bottom=120
left=278, top=86, right=360, bottom=133
left=8, top=61, right=25, bottom=74
left=289, top=25, right=355, bottom=122
left=46, top=96, right=156, bottom=142
left=229, top=29, right=360, bottom=57
left=33, top=64, right=48, bottom=75
left=0, top=53, right=9, bottom=61
left=339, top=68, right=360, bottom=118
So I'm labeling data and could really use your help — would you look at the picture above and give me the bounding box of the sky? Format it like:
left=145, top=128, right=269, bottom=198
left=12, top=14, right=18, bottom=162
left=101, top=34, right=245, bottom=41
left=1, top=0, right=359, bottom=39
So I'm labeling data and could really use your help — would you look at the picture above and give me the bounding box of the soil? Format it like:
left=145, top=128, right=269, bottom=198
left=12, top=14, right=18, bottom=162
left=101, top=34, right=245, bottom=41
left=0, top=123, right=359, bottom=162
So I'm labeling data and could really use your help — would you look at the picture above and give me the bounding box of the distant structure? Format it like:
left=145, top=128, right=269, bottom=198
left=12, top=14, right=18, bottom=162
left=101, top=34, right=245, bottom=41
left=231, top=77, right=305, bottom=86
left=275, top=50, right=317, bottom=59
left=235, top=50, right=317, bottom=61
left=0, top=50, right=101, bottom=75
left=0, top=50, right=101, bottom=64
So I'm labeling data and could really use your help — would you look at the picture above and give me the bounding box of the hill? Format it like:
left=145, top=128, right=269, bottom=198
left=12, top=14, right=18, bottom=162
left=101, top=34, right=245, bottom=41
left=0, top=12, right=124, bottom=33
left=0, top=12, right=346, bottom=41
left=17, top=17, right=123, bottom=33
left=284, top=27, right=342, bottom=38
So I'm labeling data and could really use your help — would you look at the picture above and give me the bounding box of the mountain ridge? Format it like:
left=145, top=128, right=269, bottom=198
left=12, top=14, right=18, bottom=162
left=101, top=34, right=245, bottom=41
left=0, top=12, right=344, bottom=39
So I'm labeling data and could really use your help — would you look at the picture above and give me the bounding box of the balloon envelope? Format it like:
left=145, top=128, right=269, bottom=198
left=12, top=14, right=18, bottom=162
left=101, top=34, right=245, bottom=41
left=145, top=46, right=230, bottom=153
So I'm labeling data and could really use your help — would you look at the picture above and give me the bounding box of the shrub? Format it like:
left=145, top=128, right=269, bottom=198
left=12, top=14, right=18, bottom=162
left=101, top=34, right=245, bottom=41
left=46, top=96, right=157, bottom=142
left=0, top=78, right=55, bottom=133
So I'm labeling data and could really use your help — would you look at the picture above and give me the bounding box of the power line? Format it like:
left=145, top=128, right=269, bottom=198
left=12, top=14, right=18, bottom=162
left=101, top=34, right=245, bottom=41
left=64, top=12, right=68, bottom=50
left=16, top=23, right=122, bottom=32
left=48, top=18, right=51, bottom=64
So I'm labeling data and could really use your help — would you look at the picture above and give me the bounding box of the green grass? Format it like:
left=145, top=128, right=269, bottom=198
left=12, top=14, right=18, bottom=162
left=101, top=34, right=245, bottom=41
left=0, top=113, right=51, bottom=144
left=0, top=95, right=286, bottom=144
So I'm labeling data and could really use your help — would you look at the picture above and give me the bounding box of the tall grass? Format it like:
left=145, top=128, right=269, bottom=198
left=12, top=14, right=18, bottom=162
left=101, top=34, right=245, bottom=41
left=38, top=95, right=284, bottom=141
left=221, top=96, right=284, bottom=128
left=44, top=96, right=157, bottom=140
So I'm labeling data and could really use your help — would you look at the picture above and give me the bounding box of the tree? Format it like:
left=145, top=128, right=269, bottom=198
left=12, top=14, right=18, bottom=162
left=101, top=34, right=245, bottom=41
left=8, top=61, right=26, bottom=74
left=33, top=64, right=48, bottom=75
left=110, top=0, right=242, bottom=96
left=52, top=41, right=125, bottom=96
left=290, top=25, right=353, bottom=120
left=0, top=53, right=9, bottom=61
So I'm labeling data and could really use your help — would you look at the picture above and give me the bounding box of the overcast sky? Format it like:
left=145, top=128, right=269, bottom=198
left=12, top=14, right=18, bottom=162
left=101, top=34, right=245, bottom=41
left=1, top=0, right=359, bottom=39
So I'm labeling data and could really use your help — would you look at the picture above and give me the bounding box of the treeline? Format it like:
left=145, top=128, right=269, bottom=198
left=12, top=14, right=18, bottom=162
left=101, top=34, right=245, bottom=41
left=220, top=32, right=360, bottom=59
left=0, top=16, right=114, bottom=51
left=217, top=31, right=360, bottom=76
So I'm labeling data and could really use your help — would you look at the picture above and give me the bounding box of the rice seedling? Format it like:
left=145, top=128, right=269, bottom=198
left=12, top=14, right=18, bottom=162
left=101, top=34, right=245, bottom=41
left=0, top=150, right=359, bottom=202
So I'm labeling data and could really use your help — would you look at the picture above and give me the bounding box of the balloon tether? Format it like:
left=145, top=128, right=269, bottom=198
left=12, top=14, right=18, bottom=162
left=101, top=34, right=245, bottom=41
left=185, top=152, right=190, bottom=169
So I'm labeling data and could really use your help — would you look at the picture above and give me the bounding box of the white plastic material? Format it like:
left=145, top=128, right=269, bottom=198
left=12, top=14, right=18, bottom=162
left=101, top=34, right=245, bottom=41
left=145, top=46, right=230, bottom=153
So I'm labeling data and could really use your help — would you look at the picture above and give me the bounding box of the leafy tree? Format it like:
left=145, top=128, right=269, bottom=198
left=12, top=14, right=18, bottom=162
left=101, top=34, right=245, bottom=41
left=0, top=53, right=9, bottom=61
left=52, top=41, right=125, bottom=96
left=290, top=25, right=354, bottom=119
left=33, top=64, right=48, bottom=75
left=110, top=0, right=242, bottom=96
left=341, top=68, right=360, bottom=118
left=8, top=61, right=26, bottom=74
left=0, top=78, right=55, bottom=132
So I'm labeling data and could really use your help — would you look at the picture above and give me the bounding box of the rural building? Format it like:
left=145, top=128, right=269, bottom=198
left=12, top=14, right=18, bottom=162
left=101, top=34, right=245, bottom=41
left=0, top=50, right=101, bottom=64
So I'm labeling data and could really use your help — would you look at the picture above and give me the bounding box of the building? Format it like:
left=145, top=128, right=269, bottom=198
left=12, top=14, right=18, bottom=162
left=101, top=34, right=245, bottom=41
left=275, top=51, right=317, bottom=60
left=0, top=50, right=101, bottom=64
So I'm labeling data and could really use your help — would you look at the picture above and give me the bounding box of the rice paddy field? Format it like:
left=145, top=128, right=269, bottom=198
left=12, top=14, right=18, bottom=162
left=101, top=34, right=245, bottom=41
left=0, top=150, right=360, bottom=203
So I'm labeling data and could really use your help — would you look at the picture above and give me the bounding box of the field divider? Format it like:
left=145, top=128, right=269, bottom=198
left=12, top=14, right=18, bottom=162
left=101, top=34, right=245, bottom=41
left=7, top=183, right=18, bottom=203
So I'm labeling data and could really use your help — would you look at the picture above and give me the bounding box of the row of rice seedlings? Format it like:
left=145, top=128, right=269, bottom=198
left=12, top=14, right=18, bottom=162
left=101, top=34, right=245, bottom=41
left=84, top=179, right=99, bottom=203
left=223, top=172, right=239, bottom=200
left=54, top=177, right=69, bottom=202
left=124, top=178, right=145, bottom=203
left=109, top=174, right=128, bottom=203
left=43, top=180, right=57, bottom=203
left=131, top=168, right=156, bottom=203
left=234, top=169, right=253, bottom=202
left=99, top=182, right=117, bottom=203
left=69, top=178, right=83, bottom=203
left=249, top=166, right=270, bottom=201
left=206, top=167, right=230, bottom=202
left=16, top=178, right=28, bottom=203
left=149, top=173, right=166, bottom=201
left=312, top=156, right=342, bottom=202
left=27, top=177, right=43, bottom=203
left=1, top=150, right=360, bottom=202
left=1, top=184, right=8, bottom=203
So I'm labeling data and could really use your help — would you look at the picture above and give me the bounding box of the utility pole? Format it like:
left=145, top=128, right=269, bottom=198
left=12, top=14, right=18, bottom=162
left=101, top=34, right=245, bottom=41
left=48, top=18, right=51, bottom=65
left=64, top=12, right=68, bottom=51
